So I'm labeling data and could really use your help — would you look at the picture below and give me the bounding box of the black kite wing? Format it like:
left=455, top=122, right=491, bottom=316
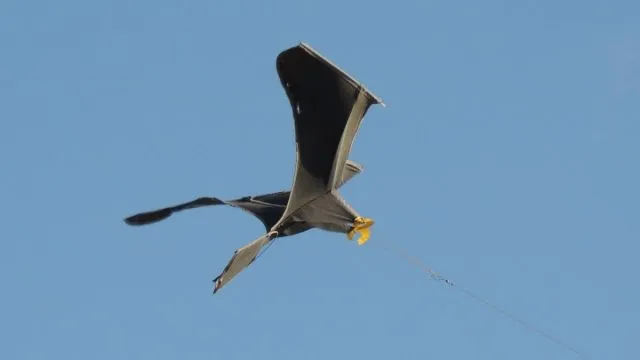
left=273, top=43, right=384, bottom=225
left=122, top=160, right=363, bottom=229
left=124, top=197, right=225, bottom=226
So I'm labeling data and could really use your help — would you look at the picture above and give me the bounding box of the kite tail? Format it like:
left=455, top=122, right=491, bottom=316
left=377, top=244, right=593, bottom=360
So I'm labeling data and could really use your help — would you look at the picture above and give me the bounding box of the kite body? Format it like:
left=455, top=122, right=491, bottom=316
left=124, top=43, right=384, bottom=294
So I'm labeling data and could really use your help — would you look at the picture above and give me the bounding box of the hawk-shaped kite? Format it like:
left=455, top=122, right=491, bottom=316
left=124, top=43, right=384, bottom=294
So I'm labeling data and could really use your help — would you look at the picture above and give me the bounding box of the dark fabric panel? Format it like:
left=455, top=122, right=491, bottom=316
left=123, top=197, right=225, bottom=226
left=276, top=46, right=360, bottom=189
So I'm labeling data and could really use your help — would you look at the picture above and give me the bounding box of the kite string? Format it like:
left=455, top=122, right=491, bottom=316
left=378, top=244, right=455, bottom=287
left=376, top=243, right=592, bottom=360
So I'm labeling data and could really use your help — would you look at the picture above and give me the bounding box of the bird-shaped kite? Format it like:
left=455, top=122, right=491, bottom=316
left=124, top=43, right=384, bottom=294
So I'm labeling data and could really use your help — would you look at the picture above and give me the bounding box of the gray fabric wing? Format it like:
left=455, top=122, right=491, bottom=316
left=213, top=231, right=277, bottom=294
left=293, top=190, right=361, bottom=233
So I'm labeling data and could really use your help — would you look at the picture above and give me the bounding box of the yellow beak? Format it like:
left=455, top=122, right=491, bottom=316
left=347, top=217, right=375, bottom=245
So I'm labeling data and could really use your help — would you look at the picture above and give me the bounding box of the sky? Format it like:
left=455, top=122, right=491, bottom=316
left=1, top=1, right=638, bottom=359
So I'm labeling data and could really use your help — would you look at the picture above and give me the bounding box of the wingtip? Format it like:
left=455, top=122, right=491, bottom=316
left=123, top=215, right=145, bottom=226
left=212, top=276, right=223, bottom=295
left=123, top=209, right=172, bottom=226
left=290, top=41, right=386, bottom=108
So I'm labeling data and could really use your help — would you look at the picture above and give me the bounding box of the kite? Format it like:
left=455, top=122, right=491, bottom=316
left=124, top=43, right=385, bottom=294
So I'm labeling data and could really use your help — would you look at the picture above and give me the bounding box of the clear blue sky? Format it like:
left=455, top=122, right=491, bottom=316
left=1, top=1, right=638, bottom=359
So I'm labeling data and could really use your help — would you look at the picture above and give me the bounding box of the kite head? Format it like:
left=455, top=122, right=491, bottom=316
left=347, top=216, right=374, bottom=245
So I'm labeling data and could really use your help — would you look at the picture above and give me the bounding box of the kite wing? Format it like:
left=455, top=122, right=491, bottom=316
left=213, top=231, right=277, bottom=293
left=274, top=43, right=383, bottom=224
left=124, top=194, right=286, bottom=233
left=124, top=197, right=226, bottom=226
left=122, top=160, right=362, bottom=229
